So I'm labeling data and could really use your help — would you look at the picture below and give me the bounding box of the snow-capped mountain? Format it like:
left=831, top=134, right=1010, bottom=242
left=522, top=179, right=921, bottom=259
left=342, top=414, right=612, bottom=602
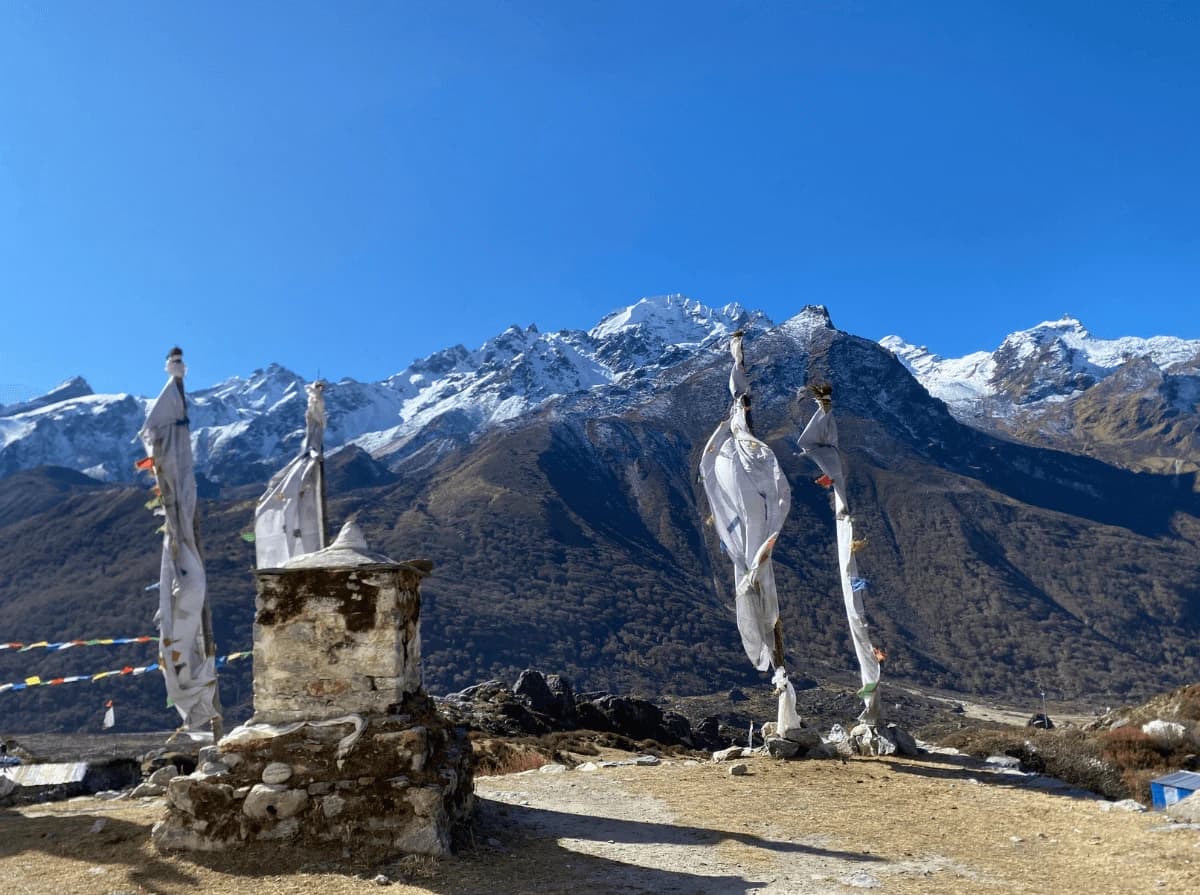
left=881, top=316, right=1200, bottom=472
left=7, top=301, right=1195, bottom=487
left=882, top=316, right=1200, bottom=416
left=0, top=295, right=762, bottom=485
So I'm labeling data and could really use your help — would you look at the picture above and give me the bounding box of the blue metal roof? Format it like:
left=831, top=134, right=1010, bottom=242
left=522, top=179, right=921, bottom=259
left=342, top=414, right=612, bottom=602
left=1151, top=770, right=1200, bottom=789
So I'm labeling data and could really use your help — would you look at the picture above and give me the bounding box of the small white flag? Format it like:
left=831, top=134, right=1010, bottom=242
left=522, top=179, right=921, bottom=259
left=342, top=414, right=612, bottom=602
left=103, top=700, right=115, bottom=729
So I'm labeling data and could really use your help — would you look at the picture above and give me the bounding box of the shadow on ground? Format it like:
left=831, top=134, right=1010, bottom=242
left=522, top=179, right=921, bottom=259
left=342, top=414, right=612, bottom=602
left=0, top=805, right=198, bottom=892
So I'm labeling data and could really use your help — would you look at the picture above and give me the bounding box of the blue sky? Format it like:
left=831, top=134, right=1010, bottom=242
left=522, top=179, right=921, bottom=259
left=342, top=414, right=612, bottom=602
left=1, top=1, right=1197, bottom=399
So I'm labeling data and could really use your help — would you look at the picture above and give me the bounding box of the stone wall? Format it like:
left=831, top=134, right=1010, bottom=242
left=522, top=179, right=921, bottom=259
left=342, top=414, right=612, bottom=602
left=153, top=693, right=473, bottom=856
left=252, top=560, right=430, bottom=723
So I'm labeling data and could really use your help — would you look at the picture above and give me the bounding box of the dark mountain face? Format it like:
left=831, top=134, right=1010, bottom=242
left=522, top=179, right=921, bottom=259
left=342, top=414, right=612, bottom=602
left=2, top=312, right=1198, bottom=733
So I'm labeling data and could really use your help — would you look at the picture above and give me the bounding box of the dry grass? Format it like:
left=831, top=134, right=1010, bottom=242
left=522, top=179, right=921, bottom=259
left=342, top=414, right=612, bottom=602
left=470, top=729, right=694, bottom=777
left=471, top=738, right=551, bottom=776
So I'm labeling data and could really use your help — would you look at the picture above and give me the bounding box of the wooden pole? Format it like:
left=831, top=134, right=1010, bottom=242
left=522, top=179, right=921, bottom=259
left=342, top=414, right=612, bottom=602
left=173, top=353, right=223, bottom=743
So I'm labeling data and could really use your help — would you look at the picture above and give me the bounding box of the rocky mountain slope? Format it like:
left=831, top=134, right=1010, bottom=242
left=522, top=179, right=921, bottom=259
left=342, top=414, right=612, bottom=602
left=1, top=304, right=1197, bottom=733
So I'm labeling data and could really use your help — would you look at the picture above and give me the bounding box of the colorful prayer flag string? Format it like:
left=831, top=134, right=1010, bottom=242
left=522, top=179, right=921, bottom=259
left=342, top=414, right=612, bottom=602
left=0, top=636, right=159, bottom=652
left=0, top=650, right=250, bottom=695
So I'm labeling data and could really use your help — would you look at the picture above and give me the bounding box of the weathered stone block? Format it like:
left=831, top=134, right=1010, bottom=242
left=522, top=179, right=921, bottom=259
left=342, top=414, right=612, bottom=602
left=243, top=783, right=309, bottom=820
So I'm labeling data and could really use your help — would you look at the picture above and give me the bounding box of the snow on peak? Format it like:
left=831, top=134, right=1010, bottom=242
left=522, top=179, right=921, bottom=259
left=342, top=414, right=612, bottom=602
left=779, top=304, right=834, bottom=338
left=995, top=316, right=1200, bottom=371
left=881, top=335, right=995, bottom=407
left=589, top=294, right=745, bottom=344
left=191, top=364, right=307, bottom=418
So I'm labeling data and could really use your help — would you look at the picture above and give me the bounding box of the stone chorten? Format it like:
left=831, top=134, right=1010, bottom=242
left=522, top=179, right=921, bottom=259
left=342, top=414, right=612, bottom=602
left=153, top=521, right=473, bottom=857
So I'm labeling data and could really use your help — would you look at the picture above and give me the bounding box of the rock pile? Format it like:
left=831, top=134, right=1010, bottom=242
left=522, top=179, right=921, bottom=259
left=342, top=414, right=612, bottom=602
left=438, top=669, right=729, bottom=750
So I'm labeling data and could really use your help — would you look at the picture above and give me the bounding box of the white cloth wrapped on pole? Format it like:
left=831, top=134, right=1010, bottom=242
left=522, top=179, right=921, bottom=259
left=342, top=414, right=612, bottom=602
left=139, top=353, right=218, bottom=731
left=254, top=381, right=327, bottom=569
left=797, top=401, right=881, bottom=724
left=700, top=401, right=791, bottom=671
left=728, top=331, right=750, bottom=400
left=772, top=668, right=803, bottom=732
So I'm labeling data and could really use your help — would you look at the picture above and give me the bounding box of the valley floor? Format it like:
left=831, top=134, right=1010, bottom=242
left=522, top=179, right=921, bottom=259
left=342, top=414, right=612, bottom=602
left=1, top=746, right=1197, bottom=894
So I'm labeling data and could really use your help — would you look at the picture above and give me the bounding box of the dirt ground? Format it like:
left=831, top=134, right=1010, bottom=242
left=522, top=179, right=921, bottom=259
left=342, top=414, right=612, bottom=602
left=2, top=747, right=1197, bottom=895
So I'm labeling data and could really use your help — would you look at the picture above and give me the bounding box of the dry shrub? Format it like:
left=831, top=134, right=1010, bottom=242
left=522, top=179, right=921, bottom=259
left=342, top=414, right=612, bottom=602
left=939, top=727, right=1127, bottom=800
left=1100, top=727, right=1166, bottom=769
left=471, top=738, right=551, bottom=776
left=382, top=854, right=440, bottom=881
left=1098, top=725, right=1200, bottom=803
left=542, top=731, right=601, bottom=756
left=1121, top=767, right=1164, bottom=805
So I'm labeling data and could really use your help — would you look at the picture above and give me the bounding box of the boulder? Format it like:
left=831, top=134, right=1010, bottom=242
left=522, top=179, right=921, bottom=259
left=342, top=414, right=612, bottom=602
left=871, top=726, right=899, bottom=756
left=1165, top=792, right=1200, bottom=823
left=261, top=762, right=293, bottom=785
left=885, top=724, right=921, bottom=757
left=544, top=674, right=578, bottom=725
left=513, top=670, right=558, bottom=716
left=712, top=746, right=744, bottom=762
left=142, top=750, right=197, bottom=777
left=765, top=737, right=801, bottom=760
left=242, top=783, right=308, bottom=821
left=1027, top=713, right=1054, bottom=730
left=575, top=694, right=680, bottom=744
left=663, top=711, right=693, bottom=744
left=692, top=716, right=727, bottom=751
left=806, top=741, right=844, bottom=761
left=849, top=723, right=896, bottom=756
left=447, top=679, right=510, bottom=703
left=781, top=726, right=823, bottom=749
left=1098, top=799, right=1146, bottom=813
left=986, top=755, right=1022, bottom=770
left=148, top=766, right=179, bottom=786
left=1142, top=719, right=1187, bottom=742
left=509, top=669, right=578, bottom=725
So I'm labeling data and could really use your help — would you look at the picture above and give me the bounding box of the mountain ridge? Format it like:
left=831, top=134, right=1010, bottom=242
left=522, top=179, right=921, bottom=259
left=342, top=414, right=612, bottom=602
left=0, top=294, right=762, bottom=485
